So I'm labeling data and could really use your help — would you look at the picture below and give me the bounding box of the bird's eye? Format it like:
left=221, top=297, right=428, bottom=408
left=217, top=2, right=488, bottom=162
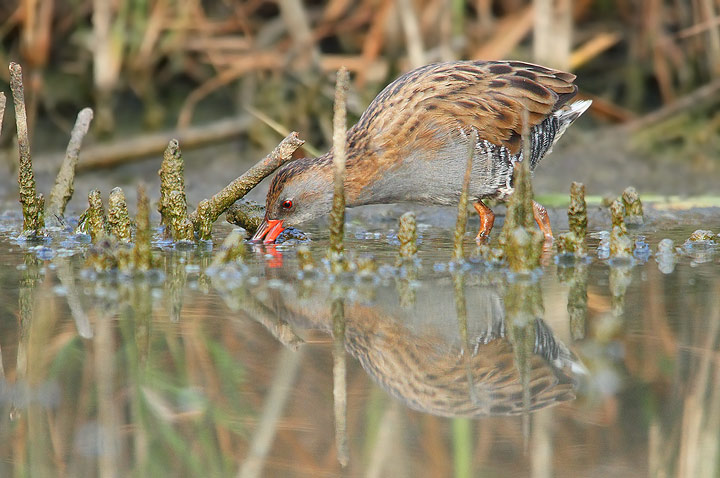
left=281, top=199, right=293, bottom=210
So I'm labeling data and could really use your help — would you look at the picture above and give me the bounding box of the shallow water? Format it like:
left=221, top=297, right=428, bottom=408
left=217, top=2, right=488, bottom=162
left=0, top=209, right=719, bottom=478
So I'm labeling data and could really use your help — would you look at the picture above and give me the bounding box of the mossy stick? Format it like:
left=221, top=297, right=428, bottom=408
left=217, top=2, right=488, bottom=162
left=48, top=108, right=94, bottom=218
left=107, top=187, right=131, bottom=242
left=500, top=109, right=543, bottom=272
left=556, top=181, right=587, bottom=257
left=188, top=132, right=304, bottom=229
left=226, top=199, right=265, bottom=235
left=328, top=68, right=349, bottom=271
left=86, top=189, right=109, bottom=242
left=609, top=199, right=632, bottom=259
left=133, top=184, right=152, bottom=271
left=10, top=63, right=44, bottom=235
left=158, top=139, right=193, bottom=241
left=621, top=186, right=643, bottom=225
left=397, top=211, right=418, bottom=264
left=452, top=130, right=476, bottom=262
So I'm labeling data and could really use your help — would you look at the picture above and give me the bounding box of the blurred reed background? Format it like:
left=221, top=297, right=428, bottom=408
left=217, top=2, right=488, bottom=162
left=0, top=0, right=719, bottom=161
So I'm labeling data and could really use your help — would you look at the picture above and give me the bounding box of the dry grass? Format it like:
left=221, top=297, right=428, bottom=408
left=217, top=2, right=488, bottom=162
left=0, top=0, right=718, bottom=143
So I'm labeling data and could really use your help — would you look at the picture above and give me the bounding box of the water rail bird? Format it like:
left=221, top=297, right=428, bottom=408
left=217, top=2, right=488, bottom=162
left=252, top=60, right=591, bottom=244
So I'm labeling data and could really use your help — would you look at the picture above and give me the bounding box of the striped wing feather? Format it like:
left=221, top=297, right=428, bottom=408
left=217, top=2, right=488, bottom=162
left=351, top=60, right=578, bottom=157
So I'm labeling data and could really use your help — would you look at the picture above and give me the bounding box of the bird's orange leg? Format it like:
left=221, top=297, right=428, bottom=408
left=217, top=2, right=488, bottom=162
left=532, top=201, right=553, bottom=240
left=473, top=201, right=495, bottom=242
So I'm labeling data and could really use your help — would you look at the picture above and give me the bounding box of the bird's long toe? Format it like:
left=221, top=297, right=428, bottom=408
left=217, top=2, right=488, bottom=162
left=532, top=201, right=553, bottom=240
left=474, top=201, right=496, bottom=242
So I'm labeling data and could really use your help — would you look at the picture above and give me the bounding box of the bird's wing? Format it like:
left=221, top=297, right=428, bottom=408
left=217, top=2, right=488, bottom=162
left=349, top=60, right=578, bottom=159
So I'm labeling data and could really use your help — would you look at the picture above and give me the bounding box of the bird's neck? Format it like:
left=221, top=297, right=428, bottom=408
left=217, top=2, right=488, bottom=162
left=317, top=146, right=378, bottom=207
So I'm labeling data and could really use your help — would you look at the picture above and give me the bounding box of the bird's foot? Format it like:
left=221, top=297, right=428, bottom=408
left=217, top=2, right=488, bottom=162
left=532, top=201, right=553, bottom=241
left=473, top=201, right=495, bottom=242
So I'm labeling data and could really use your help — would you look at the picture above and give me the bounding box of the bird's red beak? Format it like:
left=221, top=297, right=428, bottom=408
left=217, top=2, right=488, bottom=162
left=250, top=218, right=285, bottom=244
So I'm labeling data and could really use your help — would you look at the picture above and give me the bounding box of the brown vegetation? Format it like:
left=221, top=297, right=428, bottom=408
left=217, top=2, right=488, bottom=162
left=0, top=0, right=718, bottom=151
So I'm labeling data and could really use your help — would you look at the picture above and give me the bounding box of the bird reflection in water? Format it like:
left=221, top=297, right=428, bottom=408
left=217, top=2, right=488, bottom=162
left=246, top=272, right=587, bottom=419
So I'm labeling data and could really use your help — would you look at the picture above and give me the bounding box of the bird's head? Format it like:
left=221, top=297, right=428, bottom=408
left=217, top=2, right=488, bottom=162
left=251, top=156, right=334, bottom=243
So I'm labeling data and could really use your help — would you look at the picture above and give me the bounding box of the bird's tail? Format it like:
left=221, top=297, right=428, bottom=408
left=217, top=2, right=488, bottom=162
left=553, top=99, right=592, bottom=146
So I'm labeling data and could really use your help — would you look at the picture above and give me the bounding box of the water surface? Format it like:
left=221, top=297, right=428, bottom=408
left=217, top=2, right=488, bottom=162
left=0, top=210, right=719, bottom=477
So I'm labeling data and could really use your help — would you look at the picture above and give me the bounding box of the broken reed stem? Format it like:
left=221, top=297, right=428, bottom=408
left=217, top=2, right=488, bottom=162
left=557, top=181, right=587, bottom=256
left=48, top=107, right=94, bottom=218
left=188, top=132, right=304, bottom=232
left=10, top=62, right=44, bottom=235
left=158, top=139, right=193, bottom=241
left=329, top=67, right=350, bottom=270
left=107, top=187, right=131, bottom=242
left=621, top=186, right=644, bottom=225
left=0, top=93, right=6, bottom=138
left=452, top=129, right=477, bottom=262
left=500, top=109, right=543, bottom=272
left=133, top=184, right=152, bottom=271
left=609, top=199, right=633, bottom=259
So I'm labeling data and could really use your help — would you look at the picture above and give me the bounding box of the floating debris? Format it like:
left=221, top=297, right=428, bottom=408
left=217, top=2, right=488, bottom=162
left=47, top=108, right=94, bottom=219
left=107, top=187, right=131, bottom=242
left=133, top=185, right=153, bottom=271
left=328, top=68, right=350, bottom=274
left=655, top=238, right=677, bottom=274
left=556, top=182, right=587, bottom=257
left=10, top=63, right=44, bottom=237
left=188, top=132, right=305, bottom=235
left=396, top=211, right=418, bottom=264
left=609, top=199, right=633, bottom=260
left=158, top=140, right=194, bottom=241
left=226, top=199, right=265, bottom=235
left=453, top=130, right=476, bottom=262
left=621, top=186, right=644, bottom=225
left=211, top=229, right=247, bottom=266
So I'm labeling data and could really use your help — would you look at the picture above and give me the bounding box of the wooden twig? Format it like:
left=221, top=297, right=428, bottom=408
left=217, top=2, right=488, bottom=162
left=328, top=68, right=349, bottom=271
left=48, top=107, right=94, bottom=218
left=34, top=115, right=254, bottom=173
left=188, top=132, right=304, bottom=230
left=626, top=78, right=720, bottom=131
left=10, top=62, right=44, bottom=236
